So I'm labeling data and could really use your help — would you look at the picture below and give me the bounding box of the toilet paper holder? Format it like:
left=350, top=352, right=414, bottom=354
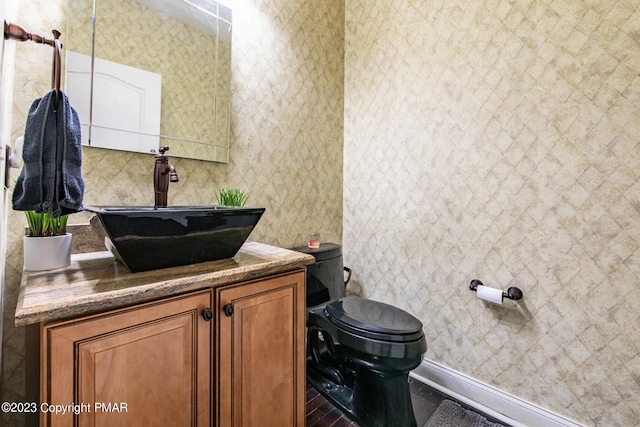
left=469, top=279, right=523, bottom=301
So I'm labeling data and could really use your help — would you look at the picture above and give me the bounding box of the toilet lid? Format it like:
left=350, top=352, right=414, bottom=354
left=325, top=296, right=424, bottom=343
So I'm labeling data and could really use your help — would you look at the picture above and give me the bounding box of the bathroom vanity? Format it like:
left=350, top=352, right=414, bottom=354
left=15, top=242, right=314, bottom=427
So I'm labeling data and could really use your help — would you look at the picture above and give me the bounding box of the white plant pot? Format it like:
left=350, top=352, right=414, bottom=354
left=23, top=233, right=72, bottom=271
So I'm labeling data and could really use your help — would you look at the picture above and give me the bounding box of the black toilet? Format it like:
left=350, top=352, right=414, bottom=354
left=293, top=243, right=427, bottom=427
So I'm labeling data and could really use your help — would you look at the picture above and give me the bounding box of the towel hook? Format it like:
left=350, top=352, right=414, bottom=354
left=3, top=20, right=63, bottom=99
left=52, top=29, right=62, bottom=100
left=3, top=20, right=61, bottom=48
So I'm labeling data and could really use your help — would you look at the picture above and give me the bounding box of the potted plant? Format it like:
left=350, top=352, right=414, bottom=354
left=217, top=187, right=249, bottom=207
left=23, top=209, right=72, bottom=271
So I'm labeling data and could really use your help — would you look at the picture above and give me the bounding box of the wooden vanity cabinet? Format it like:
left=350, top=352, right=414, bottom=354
left=41, top=289, right=213, bottom=427
left=40, top=269, right=306, bottom=427
left=216, top=270, right=306, bottom=427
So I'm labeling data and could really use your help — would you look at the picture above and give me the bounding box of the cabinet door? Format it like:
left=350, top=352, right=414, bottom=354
left=42, top=290, right=213, bottom=427
left=217, top=270, right=305, bottom=427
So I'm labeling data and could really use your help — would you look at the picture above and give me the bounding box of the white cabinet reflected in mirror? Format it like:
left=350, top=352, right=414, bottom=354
left=66, top=51, right=162, bottom=153
left=65, top=0, right=232, bottom=163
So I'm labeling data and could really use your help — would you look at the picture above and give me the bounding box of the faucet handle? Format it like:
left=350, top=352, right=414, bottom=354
left=159, top=146, right=170, bottom=155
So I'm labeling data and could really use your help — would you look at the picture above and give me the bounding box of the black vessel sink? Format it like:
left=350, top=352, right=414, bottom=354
left=84, top=205, right=265, bottom=272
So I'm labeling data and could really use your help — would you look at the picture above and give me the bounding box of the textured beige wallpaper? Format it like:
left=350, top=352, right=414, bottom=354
left=1, top=0, right=344, bottom=425
left=344, top=1, right=640, bottom=426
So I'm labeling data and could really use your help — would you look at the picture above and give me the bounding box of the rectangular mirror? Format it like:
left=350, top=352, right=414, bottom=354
left=65, top=0, right=232, bottom=163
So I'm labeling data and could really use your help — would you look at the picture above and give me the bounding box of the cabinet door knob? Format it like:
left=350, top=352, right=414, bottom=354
left=201, top=308, right=213, bottom=322
left=223, top=303, right=234, bottom=317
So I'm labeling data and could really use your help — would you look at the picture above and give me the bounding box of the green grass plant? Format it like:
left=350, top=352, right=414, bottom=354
left=217, top=187, right=249, bottom=207
left=25, top=209, right=68, bottom=237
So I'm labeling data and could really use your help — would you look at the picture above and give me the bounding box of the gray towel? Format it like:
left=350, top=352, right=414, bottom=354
left=12, top=90, right=84, bottom=217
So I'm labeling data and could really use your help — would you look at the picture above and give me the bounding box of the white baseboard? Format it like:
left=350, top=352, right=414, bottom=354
left=410, top=359, right=586, bottom=427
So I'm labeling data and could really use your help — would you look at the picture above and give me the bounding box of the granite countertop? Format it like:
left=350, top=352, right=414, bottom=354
left=15, top=242, right=315, bottom=326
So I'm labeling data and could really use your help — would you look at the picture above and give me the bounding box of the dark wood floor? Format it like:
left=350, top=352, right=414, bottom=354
left=305, top=377, right=509, bottom=427
left=305, top=381, right=360, bottom=427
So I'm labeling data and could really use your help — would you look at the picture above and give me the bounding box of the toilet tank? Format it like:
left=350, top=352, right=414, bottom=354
left=291, top=243, right=348, bottom=309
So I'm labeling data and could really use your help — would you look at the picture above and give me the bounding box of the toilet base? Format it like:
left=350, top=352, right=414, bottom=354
left=307, top=362, right=418, bottom=427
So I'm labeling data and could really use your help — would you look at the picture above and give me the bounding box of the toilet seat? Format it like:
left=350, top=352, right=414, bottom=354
left=325, top=296, right=424, bottom=343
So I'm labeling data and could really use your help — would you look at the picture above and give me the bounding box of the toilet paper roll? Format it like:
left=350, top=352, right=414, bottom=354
left=476, top=285, right=503, bottom=304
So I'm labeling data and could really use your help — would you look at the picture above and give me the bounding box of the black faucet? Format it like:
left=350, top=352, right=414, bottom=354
left=154, top=146, right=179, bottom=207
